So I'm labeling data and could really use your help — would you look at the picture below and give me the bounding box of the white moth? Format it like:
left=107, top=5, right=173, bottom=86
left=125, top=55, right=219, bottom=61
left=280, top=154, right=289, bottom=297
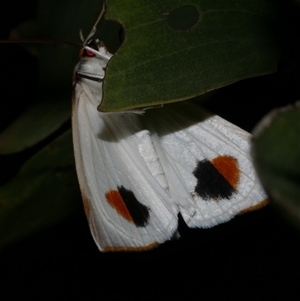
left=72, top=14, right=267, bottom=252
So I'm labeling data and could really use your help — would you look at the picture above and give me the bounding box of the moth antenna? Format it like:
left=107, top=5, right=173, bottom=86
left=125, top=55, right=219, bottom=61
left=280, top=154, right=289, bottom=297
left=79, top=29, right=85, bottom=43
left=81, top=1, right=107, bottom=46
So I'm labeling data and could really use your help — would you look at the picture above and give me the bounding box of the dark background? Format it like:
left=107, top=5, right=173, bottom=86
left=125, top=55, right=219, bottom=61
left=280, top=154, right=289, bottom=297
left=0, top=1, right=299, bottom=300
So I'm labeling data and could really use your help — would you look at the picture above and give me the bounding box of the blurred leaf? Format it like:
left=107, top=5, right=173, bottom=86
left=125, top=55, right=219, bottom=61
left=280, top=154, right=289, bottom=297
left=252, top=102, right=300, bottom=228
left=0, top=130, right=81, bottom=249
left=101, top=0, right=279, bottom=111
left=0, top=97, right=70, bottom=155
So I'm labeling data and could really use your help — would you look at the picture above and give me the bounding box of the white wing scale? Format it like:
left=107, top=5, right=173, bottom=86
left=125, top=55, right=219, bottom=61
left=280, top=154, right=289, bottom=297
left=72, top=43, right=267, bottom=252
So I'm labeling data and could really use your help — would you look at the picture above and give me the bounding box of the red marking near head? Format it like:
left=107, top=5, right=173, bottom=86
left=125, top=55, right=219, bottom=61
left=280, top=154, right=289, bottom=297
left=79, top=47, right=95, bottom=58
left=212, top=156, right=240, bottom=189
left=85, top=48, right=96, bottom=57
left=106, top=190, right=134, bottom=224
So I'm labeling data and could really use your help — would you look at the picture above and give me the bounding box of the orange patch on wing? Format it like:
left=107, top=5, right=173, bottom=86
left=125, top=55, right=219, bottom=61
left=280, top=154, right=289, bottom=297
left=240, top=198, right=269, bottom=214
left=81, top=195, right=90, bottom=217
left=103, top=242, right=159, bottom=253
left=105, top=190, right=134, bottom=224
left=212, top=155, right=240, bottom=188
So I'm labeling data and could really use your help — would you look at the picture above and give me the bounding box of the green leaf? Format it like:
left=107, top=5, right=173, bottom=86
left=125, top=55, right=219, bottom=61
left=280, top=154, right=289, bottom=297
left=32, top=0, right=279, bottom=112
left=0, top=130, right=81, bottom=249
left=101, top=0, right=279, bottom=111
left=252, top=102, right=300, bottom=228
left=0, top=97, right=70, bottom=155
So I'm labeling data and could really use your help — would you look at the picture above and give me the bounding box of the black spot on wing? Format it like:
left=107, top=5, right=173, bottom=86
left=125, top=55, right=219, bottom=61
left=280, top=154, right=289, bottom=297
left=193, top=159, right=236, bottom=200
left=118, top=186, right=150, bottom=227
